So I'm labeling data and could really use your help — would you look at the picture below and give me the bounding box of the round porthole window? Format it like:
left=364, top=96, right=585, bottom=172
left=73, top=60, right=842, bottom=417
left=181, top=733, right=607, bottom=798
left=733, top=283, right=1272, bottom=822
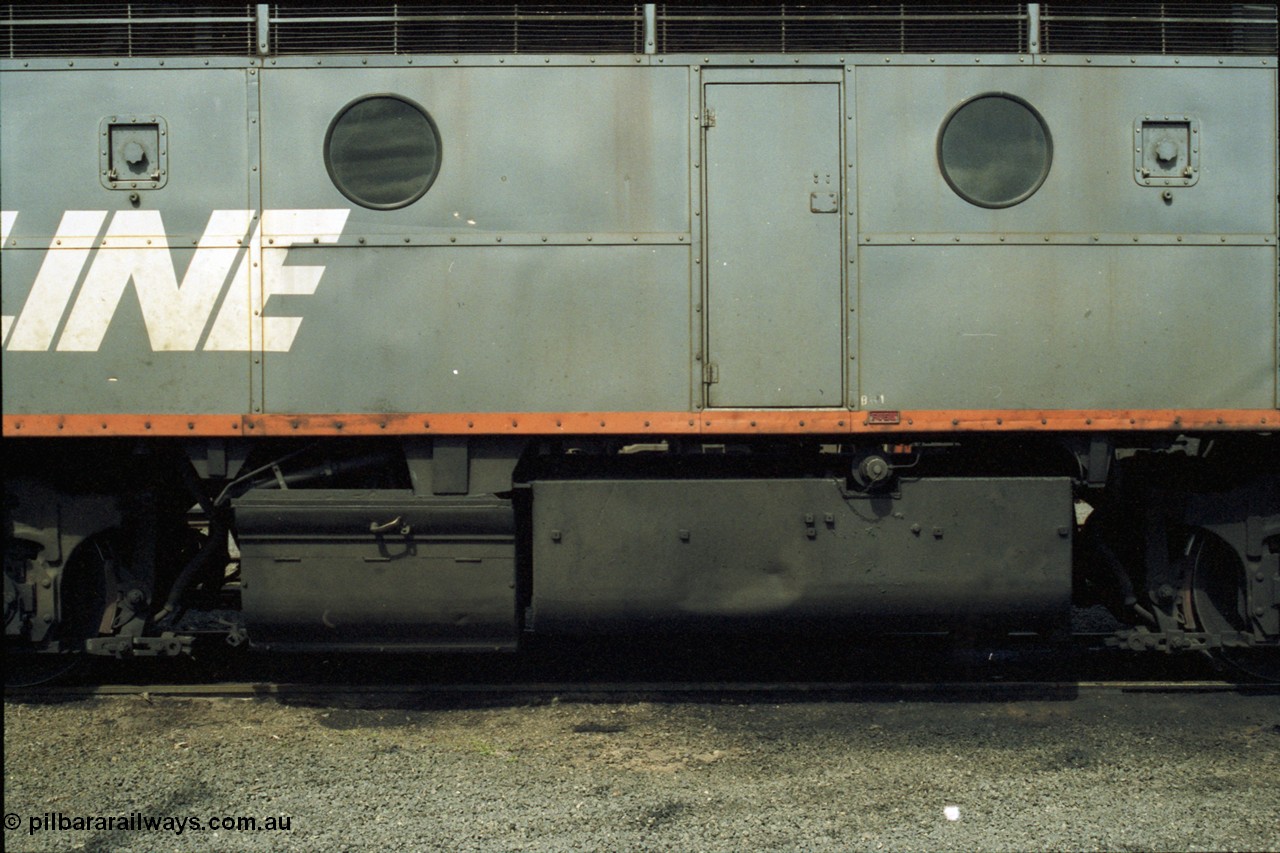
left=324, top=94, right=442, bottom=210
left=937, top=93, right=1052, bottom=208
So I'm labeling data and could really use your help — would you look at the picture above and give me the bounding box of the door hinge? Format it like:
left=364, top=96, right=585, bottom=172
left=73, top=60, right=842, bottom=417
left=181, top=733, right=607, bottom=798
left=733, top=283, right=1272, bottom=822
left=701, top=107, right=716, bottom=128
left=703, top=362, right=720, bottom=384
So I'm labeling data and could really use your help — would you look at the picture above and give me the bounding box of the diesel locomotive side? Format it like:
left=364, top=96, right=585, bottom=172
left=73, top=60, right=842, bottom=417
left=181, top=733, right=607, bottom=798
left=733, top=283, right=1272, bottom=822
left=3, top=4, right=1277, bottom=672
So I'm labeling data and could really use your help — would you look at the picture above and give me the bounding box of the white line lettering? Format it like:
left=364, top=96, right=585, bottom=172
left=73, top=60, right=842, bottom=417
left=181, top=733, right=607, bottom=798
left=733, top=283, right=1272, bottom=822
left=205, top=209, right=349, bottom=352
left=7, top=211, right=108, bottom=351
left=57, top=210, right=254, bottom=352
left=2, top=209, right=348, bottom=353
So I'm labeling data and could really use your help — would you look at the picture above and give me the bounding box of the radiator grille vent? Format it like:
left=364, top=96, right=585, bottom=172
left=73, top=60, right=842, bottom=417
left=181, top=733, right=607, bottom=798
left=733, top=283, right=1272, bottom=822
left=269, top=5, right=644, bottom=55
left=3, top=4, right=254, bottom=58
left=3, top=4, right=1276, bottom=58
left=657, top=4, right=1028, bottom=54
left=1040, top=3, right=1278, bottom=56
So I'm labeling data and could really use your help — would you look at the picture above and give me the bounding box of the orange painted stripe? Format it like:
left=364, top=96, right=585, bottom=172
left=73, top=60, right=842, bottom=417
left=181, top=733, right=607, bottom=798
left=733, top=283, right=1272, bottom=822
left=240, top=412, right=702, bottom=436
left=864, top=409, right=1277, bottom=433
left=3, top=409, right=1275, bottom=438
left=2, top=414, right=247, bottom=437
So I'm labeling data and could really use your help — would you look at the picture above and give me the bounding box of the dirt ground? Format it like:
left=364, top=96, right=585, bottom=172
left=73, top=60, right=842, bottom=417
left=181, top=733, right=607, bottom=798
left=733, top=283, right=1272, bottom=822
left=4, top=688, right=1279, bottom=852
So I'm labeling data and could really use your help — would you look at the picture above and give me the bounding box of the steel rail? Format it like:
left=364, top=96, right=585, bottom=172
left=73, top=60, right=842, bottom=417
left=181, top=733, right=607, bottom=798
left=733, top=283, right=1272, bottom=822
left=8, top=680, right=1275, bottom=700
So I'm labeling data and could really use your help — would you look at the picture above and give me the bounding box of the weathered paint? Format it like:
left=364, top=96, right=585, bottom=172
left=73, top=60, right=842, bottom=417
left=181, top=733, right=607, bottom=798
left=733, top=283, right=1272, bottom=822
left=3, top=409, right=1273, bottom=438
left=1, top=54, right=1275, bottom=430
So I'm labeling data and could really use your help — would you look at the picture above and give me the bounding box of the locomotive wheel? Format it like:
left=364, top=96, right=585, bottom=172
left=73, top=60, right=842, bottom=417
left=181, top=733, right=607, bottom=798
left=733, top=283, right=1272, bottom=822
left=1187, top=531, right=1279, bottom=682
left=1188, top=532, right=1247, bottom=636
left=4, top=536, right=112, bottom=688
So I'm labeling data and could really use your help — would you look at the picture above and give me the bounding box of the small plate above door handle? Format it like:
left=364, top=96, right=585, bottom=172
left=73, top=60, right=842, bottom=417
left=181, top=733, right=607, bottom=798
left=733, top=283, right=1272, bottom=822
left=809, top=191, right=839, bottom=213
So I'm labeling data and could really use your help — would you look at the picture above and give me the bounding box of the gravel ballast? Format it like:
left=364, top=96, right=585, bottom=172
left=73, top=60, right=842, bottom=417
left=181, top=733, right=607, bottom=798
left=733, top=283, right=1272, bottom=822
left=4, top=690, right=1278, bottom=852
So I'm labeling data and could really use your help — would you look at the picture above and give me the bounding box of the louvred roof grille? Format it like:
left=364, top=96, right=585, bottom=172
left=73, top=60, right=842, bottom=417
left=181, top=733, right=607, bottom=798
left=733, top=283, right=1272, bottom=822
left=3, top=3, right=1275, bottom=58
left=1040, top=3, right=1278, bottom=56
left=268, top=5, right=644, bottom=55
left=657, top=4, right=1029, bottom=54
left=4, top=4, right=253, bottom=57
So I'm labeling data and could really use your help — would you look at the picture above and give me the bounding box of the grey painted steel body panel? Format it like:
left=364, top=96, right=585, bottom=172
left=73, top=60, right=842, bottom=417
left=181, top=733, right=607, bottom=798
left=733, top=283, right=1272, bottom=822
left=531, top=477, right=1073, bottom=633
left=264, top=246, right=692, bottom=413
left=0, top=69, right=253, bottom=240
left=855, top=66, right=1276, bottom=237
left=859, top=245, right=1277, bottom=409
left=1, top=57, right=1275, bottom=418
left=1, top=69, right=253, bottom=414
left=258, top=66, right=690, bottom=236
left=852, top=65, right=1277, bottom=411
left=1, top=247, right=253, bottom=413
left=705, top=82, right=844, bottom=407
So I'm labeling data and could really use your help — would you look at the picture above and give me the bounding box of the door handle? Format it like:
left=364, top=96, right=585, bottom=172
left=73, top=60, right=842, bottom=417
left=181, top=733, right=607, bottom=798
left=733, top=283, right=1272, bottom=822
left=369, top=516, right=410, bottom=535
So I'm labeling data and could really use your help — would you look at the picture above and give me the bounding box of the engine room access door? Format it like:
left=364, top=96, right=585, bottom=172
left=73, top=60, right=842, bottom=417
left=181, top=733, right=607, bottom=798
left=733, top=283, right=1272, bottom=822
left=704, top=80, right=844, bottom=408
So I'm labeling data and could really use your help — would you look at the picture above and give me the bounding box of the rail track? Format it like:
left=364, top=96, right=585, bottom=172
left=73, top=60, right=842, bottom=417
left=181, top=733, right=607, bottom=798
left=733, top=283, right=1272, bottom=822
left=7, top=633, right=1276, bottom=697
left=8, top=678, right=1276, bottom=703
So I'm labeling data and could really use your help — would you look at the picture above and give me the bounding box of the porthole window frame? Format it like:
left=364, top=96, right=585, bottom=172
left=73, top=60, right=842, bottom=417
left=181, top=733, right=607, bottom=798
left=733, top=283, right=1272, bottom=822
left=323, top=92, right=443, bottom=211
left=936, top=91, right=1053, bottom=210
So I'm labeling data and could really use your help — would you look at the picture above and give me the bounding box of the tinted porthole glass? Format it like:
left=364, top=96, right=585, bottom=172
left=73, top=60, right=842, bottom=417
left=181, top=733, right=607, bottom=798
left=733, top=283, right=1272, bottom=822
left=324, top=94, right=441, bottom=210
left=937, top=93, right=1052, bottom=208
